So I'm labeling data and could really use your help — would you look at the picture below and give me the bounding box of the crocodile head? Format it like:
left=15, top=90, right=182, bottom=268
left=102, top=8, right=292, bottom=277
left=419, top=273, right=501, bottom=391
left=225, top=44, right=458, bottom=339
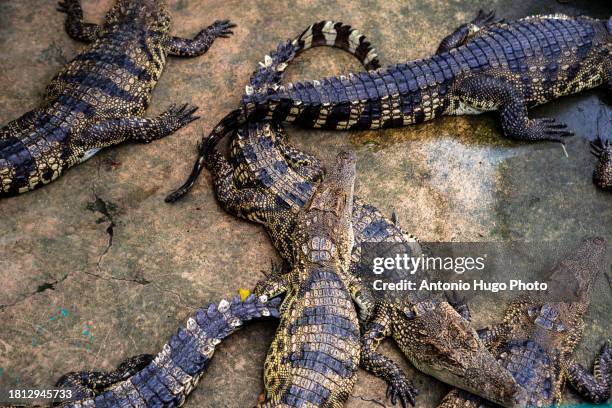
left=591, top=137, right=612, bottom=190
left=105, top=0, right=171, bottom=33
left=513, top=236, right=607, bottom=344
left=297, top=151, right=356, bottom=272
left=391, top=300, right=528, bottom=408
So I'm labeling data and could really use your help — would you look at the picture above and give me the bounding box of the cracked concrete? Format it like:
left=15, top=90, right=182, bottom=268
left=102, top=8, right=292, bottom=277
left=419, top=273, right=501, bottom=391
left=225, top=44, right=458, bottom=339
left=0, top=0, right=610, bottom=407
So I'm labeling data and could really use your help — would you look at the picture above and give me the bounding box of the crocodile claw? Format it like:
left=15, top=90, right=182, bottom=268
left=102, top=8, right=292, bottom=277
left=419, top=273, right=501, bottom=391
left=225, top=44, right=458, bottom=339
left=386, top=375, right=418, bottom=407
left=164, top=103, right=200, bottom=129
left=209, top=20, right=237, bottom=39
left=590, top=136, right=609, bottom=158
left=56, top=0, right=82, bottom=16
left=520, top=117, right=574, bottom=143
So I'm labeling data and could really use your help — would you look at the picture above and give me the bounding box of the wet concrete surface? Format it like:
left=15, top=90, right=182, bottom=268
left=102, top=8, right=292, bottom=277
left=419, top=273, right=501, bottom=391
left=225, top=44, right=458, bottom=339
left=0, top=0, right=610, bottom=406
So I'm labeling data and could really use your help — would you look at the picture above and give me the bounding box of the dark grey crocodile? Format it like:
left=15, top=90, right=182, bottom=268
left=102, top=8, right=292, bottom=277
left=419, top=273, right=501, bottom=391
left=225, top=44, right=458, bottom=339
left=254, top=150, right=362, bottom=407
left=0, top=0, right=234, bottom=197
left=166, top=12, right=612, bottom=201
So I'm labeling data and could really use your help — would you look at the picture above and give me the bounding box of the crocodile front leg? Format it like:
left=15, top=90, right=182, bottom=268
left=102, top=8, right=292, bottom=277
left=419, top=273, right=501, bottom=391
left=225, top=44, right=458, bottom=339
left=566, top=342, right=612, bottom=403
left=436, top=10, right=500, bottom=54
left=165, top=20, right=236, bottom=57
left=75, top=104, right=199, bottom=150
left=56, top=354, right=154, bottom=399
left=452, top=74, right=574, bottom=142
left=360, top=305, right=419, bottom=408
left=253, top=264, right=291, bottom=302
left=57, top=0, right=100, bottom=42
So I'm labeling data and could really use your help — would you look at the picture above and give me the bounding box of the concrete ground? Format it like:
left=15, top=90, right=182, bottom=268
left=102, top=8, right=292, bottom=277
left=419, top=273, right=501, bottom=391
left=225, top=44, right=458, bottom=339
left=0, top=0, right=610, bottom=406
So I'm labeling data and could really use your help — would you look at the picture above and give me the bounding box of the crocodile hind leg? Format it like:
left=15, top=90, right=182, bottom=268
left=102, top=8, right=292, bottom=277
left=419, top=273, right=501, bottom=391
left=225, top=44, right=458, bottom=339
left=566, top=342, right=612, bottom=403
left=165, top=20, right=236, bottom=57
left=436, top=10, right=501, bottom=54
left=360, top=305, right=418, bottom=407
left=56, top=354, right=153, bottom=398
left=75, top=104, right=199, bottom=151
left=452, top=74, right=574, bottom=142
left=56, top=0, right=101, bottom=42
left=205, top=150, right=276, bottom=222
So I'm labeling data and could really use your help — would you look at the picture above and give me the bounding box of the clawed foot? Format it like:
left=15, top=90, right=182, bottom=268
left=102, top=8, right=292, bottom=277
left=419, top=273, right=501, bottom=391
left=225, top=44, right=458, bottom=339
left=164, top=103, right=200, bottom=130
left=590, top=136, right=610, bottom=158
left=57, top=0, right=82, bottom=17
left=205, top=20, right=237, bottom=39
left=386, top=374, right=419, bottom=408
left=471, top=10, right=503, bottom=28
left=516, top=118, right=574, bottom=143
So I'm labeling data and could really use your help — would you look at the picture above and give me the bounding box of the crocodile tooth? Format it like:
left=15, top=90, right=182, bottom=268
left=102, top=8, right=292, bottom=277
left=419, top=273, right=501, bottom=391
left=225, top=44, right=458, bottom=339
left=264, top=55, right=273, bottom=67
left=258, top=294, right=268, bottom=304
left=245, top=85, right=254, bottom=95
left=262, top=307, right=271, bottom=316
left=277, top=62, right=288, bottom=72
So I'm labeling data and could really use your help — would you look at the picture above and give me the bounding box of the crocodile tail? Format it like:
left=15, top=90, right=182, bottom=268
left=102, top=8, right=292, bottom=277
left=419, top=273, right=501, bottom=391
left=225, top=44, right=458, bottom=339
left=58, top=293, right=281, bottom=407
left=247, top=21, right=380, bottom=94
left=296, top=21, right=381, bottom=69
left=165, top=108, right=243, bottom=202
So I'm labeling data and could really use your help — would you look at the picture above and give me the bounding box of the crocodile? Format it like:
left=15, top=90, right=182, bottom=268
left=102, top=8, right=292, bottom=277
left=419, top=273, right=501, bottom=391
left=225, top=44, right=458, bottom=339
left=166, top=11, right=612, bottom=201
left=0, top=0, right=235, bottom=197
left=55, top=292, right=282, bottom=407
left=437, top=236, right=611, bottom=408
left=591, top=135, right=612, bottom=190
left=253, top=150, right=362, bottom=407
